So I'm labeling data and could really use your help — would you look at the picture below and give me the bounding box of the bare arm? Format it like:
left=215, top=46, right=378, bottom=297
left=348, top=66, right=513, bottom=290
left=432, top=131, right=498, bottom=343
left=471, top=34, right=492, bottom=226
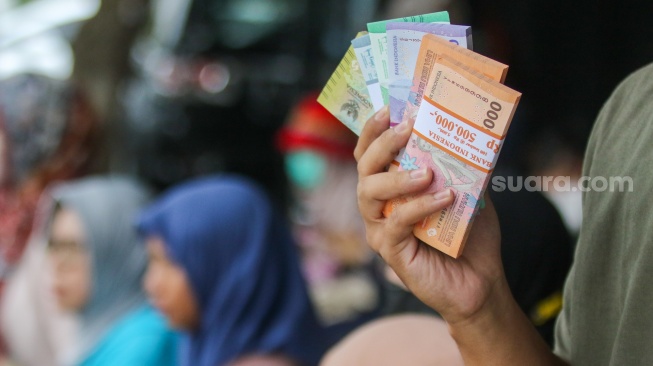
left=448, top=275, right=568, bottom=366
left=355, top=107, right=569, bottom=366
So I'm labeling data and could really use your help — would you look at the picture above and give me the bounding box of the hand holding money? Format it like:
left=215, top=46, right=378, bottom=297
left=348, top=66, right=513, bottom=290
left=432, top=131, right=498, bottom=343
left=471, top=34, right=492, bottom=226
left=354, top=106, right=564, bottom=366
left=329, top=11, right=567, bottom=366
left=355, top=106, right=504, bottom=323
left=319, top=11, right=519, bottom=258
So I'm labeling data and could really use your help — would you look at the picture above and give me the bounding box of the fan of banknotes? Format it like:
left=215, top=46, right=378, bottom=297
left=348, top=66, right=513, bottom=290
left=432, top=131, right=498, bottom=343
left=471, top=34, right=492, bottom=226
left=317, top=11, right=522, bottom=258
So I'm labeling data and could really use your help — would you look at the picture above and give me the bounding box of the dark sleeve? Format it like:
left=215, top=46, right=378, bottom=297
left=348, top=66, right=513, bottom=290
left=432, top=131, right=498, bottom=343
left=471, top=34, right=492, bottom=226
left=491, top=186, right=573, bottom=347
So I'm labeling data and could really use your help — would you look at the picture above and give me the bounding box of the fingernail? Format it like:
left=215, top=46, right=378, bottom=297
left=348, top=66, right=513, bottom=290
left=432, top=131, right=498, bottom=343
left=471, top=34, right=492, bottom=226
left=394, top=120, right=409, bottom=134
left=375, top=106, right=389, bottom=122
left=409, top=168, right=427, bottom=179
left=434, top=189, right=452, bottom=201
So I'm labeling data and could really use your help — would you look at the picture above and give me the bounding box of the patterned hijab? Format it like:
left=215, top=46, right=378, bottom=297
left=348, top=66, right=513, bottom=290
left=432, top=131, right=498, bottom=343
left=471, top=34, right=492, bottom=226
left=137, top=174, right=327, bottom=366
left=0, top=73, right=98, bottom=274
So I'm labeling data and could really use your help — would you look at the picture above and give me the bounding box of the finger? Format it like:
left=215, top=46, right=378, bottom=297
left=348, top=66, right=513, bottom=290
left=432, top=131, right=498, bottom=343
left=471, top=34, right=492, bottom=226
left=357, top=119, right=414, bottom=178
left=354, top=106, right=390, bottom=162
left=370, top=189, right=454, bottom=259
left=384, top=189, right=455, bottom=231
left=471, top=192, right=498, bottom=231
left=357, top=168, right=433, bottom=219
left=463, top=192, right=501, bottom=261
left=480, top=192, right=494, bottom=213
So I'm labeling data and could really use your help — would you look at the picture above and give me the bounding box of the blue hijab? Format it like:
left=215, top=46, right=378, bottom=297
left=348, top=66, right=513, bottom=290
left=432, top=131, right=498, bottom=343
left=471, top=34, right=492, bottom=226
left=138, top=175, right=326, bottom=366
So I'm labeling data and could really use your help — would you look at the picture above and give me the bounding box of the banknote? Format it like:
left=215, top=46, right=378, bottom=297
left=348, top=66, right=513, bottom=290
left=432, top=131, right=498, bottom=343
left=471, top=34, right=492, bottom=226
left=400, top=33, right=508, bottom=129
left=318, top=32, right=375, bottom=136
left=387, top=54, right=521, bottom=258
left=352, top=34, right=384, bottom=112
left=386, top=32, right=507, bottom=170
left=367, top=11, right=450, bottom=105
left=387, top=22, right=472, bottom=127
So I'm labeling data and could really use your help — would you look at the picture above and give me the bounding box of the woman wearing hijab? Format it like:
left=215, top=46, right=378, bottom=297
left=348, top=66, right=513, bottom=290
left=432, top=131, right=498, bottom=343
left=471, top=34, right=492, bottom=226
left=0, top=73, right=100, bottom=365
left=7, top=176, right=177, bottom=365
left=275, top=93, right=379, bottom=327
left=138, top=174, right=328, bottom=366
left=0, top=73, right=99, bottom=273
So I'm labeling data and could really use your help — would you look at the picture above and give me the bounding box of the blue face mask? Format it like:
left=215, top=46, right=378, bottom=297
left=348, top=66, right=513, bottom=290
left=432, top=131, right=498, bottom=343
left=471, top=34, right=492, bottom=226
left=285, top=150, right=327, bottom=190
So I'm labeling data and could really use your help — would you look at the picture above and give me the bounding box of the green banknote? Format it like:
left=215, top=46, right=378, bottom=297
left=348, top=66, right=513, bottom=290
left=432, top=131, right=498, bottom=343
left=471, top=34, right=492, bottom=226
left=367, top=11, right=450, bottom=105
left=318, top=32, right=375, bottom=136
left=352, top=34, right=384, bottom=112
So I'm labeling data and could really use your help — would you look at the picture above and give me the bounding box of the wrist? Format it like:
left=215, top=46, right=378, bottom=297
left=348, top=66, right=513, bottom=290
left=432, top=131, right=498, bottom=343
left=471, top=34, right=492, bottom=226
left=446, top=276, right=559, bottom=366
left=446, top=275, right=520, bottom=365
left=447, top=274, right=514, bottom=337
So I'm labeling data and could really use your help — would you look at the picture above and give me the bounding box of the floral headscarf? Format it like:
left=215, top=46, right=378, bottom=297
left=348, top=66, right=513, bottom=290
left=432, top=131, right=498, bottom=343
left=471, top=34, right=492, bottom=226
left=0, top=73, right=99, bottom=276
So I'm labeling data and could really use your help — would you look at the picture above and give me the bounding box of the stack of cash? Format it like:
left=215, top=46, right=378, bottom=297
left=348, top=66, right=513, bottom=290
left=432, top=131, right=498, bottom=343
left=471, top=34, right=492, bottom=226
left=318, top=11, right=521, bottom=258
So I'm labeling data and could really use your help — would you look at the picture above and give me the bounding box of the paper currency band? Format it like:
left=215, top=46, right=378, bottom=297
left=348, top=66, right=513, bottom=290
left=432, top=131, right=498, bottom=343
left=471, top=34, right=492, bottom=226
left=413, top=97, right=505, bottom=173
left=424, top=96, right=503, bottom=140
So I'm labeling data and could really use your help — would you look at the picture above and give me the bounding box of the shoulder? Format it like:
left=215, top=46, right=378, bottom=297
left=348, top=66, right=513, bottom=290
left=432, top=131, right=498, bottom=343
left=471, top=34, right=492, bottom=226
left=619, top=62, right=653, bottom=88
left=583, top=62, right=653, bottom=174
left=83, top=306, right=178, bottom=366
left=599, top=62, right=653, bottom=118
left=114, top=306, right=177, bottom=345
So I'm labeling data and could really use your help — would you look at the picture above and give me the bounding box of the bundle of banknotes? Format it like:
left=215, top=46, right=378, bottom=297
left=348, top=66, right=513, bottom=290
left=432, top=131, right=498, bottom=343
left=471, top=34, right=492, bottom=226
left=318, top=11, right=521, bottom=258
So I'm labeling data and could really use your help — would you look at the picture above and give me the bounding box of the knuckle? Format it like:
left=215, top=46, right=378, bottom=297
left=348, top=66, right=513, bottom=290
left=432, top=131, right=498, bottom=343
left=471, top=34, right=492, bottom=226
left=353, top=145, right=363, bottom=162
left=356, top=158, right=366, bottom=177
left=380, top=127, right=396, bottom=145
left=356, top=178, right=368, bottom=201
left=411, top=197, right=435, bottom=220
left=386, top=206, right=406, bottom=228
left=393, top=170, right=408, bottom=188
left=384, top=124, right=407, bottom=144
left=365, top=230, right=380, bottom=252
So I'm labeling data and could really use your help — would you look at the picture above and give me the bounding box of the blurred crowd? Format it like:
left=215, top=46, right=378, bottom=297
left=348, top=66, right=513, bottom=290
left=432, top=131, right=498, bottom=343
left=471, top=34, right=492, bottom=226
left=1, top=0, right=652, bottom=365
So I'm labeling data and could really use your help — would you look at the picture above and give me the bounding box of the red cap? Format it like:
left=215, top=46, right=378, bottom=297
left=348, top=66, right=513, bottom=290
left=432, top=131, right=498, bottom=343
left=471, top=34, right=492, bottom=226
left=276, top=92, right=357, bottom=159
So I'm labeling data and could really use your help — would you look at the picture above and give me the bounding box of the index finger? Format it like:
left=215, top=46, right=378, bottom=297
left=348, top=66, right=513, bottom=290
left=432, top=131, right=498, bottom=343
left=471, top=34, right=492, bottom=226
left=354, top=106, right=389, bottom=162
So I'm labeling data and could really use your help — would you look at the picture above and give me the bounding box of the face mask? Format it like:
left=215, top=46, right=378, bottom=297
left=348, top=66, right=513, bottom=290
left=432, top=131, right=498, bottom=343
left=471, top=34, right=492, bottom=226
left=285, top=150, right=327, bottom=190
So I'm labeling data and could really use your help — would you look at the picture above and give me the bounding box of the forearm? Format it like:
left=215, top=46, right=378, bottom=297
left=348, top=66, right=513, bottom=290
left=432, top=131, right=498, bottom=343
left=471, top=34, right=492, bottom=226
left=448, top=277, right=569, bottom=366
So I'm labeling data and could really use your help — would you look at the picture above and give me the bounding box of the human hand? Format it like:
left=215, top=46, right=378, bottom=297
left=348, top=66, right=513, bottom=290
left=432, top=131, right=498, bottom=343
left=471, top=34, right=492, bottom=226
left=355, top=107, right=504, bottom=325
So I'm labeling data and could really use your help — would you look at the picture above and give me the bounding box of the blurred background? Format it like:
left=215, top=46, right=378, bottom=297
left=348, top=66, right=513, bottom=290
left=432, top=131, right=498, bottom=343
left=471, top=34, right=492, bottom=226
left=3, top=0, right=653, bottom=364
left=4, top=0, right=653, bottom=198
